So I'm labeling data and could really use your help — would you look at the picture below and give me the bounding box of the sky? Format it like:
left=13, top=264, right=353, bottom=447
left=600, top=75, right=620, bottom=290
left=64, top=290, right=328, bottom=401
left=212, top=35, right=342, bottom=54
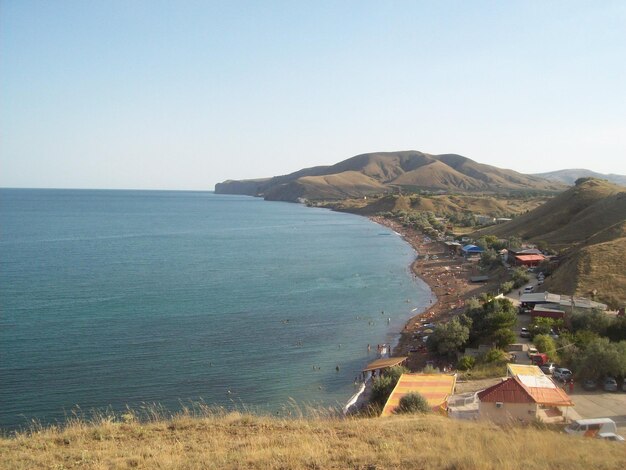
left=1, top=1, right=626, bottom=190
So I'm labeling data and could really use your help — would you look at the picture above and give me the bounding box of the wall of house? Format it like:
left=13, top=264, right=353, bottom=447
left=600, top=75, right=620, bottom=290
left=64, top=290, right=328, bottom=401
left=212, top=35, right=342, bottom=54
left=479, top=402, right=537, bottom=425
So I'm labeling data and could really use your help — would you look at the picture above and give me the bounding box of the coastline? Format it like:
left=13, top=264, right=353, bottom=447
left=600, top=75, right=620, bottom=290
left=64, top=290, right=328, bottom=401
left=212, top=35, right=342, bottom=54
left=368, top=216, right=499, bottom=371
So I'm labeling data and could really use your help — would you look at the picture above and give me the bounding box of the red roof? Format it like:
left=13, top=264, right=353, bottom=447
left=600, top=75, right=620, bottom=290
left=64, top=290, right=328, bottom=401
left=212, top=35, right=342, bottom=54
left=478, top=377, right=533, bottom=404
left=478, top=377, right=573, bottom=406
left=515, top=254, right=545, bottom=262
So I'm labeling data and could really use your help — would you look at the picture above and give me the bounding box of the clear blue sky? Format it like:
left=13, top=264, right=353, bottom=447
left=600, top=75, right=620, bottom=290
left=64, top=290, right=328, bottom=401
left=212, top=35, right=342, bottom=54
left=2, top=0, right=625, bottom=190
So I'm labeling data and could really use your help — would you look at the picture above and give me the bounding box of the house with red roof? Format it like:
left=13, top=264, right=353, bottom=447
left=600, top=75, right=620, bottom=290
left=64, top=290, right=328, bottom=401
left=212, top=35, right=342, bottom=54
left=477, top=375, right=573, bottom=425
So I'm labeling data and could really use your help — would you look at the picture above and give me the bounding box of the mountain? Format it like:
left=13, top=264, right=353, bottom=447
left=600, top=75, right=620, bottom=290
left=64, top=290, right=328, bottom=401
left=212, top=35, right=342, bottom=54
left=475, top=178, right=626, bottom=307
left=215, top=151, right=565, bottom=201
left=533, top=169, right=626, bottom=186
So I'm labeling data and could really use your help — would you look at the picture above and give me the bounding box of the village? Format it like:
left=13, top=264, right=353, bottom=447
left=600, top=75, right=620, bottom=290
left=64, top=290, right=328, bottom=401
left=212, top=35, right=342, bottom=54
left=347, top=216, right=626, bottom=442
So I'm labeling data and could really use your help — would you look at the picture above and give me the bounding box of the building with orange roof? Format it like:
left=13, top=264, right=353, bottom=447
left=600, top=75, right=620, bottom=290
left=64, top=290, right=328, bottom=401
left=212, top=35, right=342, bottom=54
left=381, top=373, right=456, bottom=417
left=478, top=376, right=573, bottom=424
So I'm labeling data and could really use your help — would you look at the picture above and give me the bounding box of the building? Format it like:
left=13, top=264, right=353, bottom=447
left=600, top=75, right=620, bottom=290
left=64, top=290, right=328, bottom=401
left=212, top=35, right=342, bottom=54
left=519, top=292, right=607, bottom=313
left=381, top=373, right=457, bottom=416
left=461, top=244, right=484, bottom=257
left=513, top=254, right=545, bottom=267
left=478, top=375, right=573, bottom=425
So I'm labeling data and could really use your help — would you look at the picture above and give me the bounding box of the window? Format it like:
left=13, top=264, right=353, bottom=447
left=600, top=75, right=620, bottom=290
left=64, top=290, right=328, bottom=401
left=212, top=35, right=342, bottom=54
left=495, top=402, right=503, bottom=408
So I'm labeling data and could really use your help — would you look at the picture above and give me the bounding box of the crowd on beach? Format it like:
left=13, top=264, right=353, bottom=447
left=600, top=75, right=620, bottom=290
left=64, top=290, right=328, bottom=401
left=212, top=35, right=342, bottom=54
left=370, top=216, right=498, bottom=371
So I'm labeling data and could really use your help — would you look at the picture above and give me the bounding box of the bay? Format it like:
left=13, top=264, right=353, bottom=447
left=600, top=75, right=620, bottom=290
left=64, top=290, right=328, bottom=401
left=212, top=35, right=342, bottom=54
left=0, top=189, right=432, bottom=430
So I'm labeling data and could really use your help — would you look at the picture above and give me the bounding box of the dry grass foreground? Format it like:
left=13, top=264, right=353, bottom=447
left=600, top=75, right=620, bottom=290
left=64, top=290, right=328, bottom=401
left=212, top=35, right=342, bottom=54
left=2, top=411, right=624, bottom=470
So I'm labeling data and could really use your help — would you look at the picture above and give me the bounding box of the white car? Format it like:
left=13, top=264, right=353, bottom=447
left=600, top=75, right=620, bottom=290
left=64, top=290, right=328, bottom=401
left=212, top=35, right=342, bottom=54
left=523, top=286, right=534, bottom=293
left=597, top=432, right=625, bottom=442
left=553, top=368, right=573, bottom=381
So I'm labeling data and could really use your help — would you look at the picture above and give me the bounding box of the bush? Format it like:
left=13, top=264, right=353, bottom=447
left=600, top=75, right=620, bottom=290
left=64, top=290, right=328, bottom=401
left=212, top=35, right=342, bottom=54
left=457, top=356, right=476, bottom=371
left=483, top=348, right=508, bottom=364
left=500, top=281, right=514, bottom=294
left=370, top=366, right=409, bottom=406
left=395, top=392, right=430, bottom=414
left=370, top=376, right=395, bottom=407
left=534, top=334, right=559, bottom=362
left=511, top=268, right=530, bottom=288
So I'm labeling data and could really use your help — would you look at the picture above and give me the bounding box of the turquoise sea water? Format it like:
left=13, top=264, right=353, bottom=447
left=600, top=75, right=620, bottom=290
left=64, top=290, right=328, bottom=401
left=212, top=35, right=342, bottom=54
left=0, top=189, right=432, bottom=430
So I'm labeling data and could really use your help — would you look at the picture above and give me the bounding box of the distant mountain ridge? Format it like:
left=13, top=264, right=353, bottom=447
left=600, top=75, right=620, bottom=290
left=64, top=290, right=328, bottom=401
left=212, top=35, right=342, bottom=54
left=216, top=151, right=565, bottom=201
left=533, top=169, right=626, bottom=186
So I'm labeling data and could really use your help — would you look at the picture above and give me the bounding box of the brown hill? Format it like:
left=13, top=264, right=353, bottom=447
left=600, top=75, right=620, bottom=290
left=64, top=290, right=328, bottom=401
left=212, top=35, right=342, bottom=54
left=215, top=151, right=565, bottom=201
left=476, top=178, right=626, bottom=306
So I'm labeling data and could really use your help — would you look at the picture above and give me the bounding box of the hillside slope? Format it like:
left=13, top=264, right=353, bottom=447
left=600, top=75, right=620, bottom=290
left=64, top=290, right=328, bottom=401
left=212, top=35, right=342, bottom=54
left=215, top=151, right=565, bottom=201
left=476, top=178, right=626, bottom=306
left=2, top=412, right=623, bottom=470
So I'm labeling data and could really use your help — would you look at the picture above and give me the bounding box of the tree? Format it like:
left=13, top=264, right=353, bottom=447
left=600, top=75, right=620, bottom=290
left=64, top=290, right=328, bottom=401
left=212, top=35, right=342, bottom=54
left=395, top=392, right=430, bottom=414
left=534, top=334, right=559, bottom=362
left=427, top=317, right=470, bottom=357
left=568, top=309, right=611, bottom=336
left=511, top=267, right=530, bottom=288
left=530, top=317, right=562, bottom=337
left=370, top=366, right=409, bottom=406
left=466, top=298, right=517, bottom=346
left=457, top=355, right=476, bottom=371
left=571, top=338, right=626, bottom=380
left=499, top=281, right=514, bottom=294
left=483, top=348, right=508, bottom=363
left=479, top=248, right=500, bottom=269
left=492, top=328, right=517, bottom=349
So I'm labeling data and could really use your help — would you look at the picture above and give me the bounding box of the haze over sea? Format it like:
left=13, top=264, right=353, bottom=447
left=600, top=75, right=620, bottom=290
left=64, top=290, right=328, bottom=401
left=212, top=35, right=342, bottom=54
left=0, top=189, right=431, bottom=430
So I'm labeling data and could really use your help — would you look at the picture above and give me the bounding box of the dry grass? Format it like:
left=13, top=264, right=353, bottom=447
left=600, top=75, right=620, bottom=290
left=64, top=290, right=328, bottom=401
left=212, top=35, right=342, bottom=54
left=2, top=408, right=624, bottom=469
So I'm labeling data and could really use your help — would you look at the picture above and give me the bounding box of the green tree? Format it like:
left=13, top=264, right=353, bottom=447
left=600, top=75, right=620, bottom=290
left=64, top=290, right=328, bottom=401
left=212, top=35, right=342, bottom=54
left=568, top=309, right=611, bottom=336
left=395, top=392, right=431, bottom=414
left=467, top=298, right=517, bottom=346
left=499, top=281, right=514, bottom=294
left=571, top=338, right=626, bottom=380
left=511, top=267, right=530, bottom=288
left=492, top=328, right=517, bottom=349
left=427, top=317, right=470, bottom=357
left=370, top=366, right=409, bottom=406
left=530, top=317, right=560, bottom=337
left=483, top=348, right=508, bottom=363
left=457, top=355, right=476, bottom=371
left=479, top=248, right=500, bottom=269
left=534, top=334, right=559, bottom=362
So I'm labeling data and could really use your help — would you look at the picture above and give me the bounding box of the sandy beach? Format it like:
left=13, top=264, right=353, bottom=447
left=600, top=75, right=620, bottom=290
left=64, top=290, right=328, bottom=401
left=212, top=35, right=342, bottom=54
left=370, top=216, right=501, bottom=371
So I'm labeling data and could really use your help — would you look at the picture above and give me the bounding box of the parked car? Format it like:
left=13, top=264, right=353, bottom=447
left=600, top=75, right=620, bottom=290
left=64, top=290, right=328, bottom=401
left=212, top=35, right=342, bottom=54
left=597, top=432, right=625, bottom=442
left=553, top=368, right=573, bottom=381
left=540, top=363, right=556, bottom=375
left=603, top=377, right=618, bottom=392
left=520, top=327, right=531, bottom=338
left=523, top=286, right=534, bottom=293
left=527, top=346, right=538, bottom=358
left=582, top=379, right=597, bottom=391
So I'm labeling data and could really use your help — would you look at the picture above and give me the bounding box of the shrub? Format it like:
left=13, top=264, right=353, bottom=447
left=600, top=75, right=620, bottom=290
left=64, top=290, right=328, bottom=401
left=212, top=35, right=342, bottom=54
left=370, top=366, right=409, bottom=407
left=500, top=281, right=514, bottom=294
left=457, top=355, right=476, bottom=371
left=483, top=348, right=508, bottom=364
left=395, top=392, right=431, bottom=414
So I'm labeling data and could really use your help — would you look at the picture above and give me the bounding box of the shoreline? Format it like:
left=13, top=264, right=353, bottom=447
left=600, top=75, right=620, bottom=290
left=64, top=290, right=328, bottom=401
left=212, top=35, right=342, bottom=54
left=368, top=216, right=500, bottom=371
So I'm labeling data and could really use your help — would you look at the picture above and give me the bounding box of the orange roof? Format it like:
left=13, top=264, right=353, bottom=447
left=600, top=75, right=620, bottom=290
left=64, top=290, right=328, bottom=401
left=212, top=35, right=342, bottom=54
left=478, top=377, right=573, bottom=406
left=515, top=254, right=545, bottom=262
left=381, top=373, right=456, bottom=417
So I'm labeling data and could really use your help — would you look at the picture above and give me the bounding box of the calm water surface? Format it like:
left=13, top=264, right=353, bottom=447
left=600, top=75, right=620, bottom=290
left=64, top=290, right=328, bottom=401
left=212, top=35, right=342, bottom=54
left=0, top=189, right=432, bottom=430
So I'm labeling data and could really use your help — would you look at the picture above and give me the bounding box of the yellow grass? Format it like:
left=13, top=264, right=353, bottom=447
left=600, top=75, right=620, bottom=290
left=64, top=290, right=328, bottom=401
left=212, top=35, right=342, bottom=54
left=2, top=409, right=624, bottom=469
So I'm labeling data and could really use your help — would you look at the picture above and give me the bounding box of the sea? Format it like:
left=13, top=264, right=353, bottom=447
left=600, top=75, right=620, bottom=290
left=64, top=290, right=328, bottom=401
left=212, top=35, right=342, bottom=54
left=0, top=189, right=432, bottom=431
